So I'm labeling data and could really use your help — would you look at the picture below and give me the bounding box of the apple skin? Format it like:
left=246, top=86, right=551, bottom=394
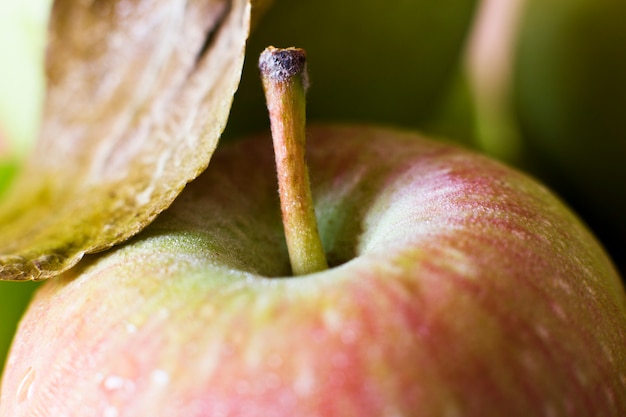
left=2, top=125, right=626, bottom=416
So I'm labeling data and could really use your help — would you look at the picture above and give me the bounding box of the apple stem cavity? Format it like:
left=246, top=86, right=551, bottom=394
left=259, top=46, right=328, bottom=276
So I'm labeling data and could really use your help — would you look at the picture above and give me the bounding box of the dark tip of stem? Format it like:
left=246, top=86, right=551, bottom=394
left=259, top=46, right=308, bottom=87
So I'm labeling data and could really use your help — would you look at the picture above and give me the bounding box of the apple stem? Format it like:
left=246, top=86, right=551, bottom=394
left=259, top=46, right=328, bottom=276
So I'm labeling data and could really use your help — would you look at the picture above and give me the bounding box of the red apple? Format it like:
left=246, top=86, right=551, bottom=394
left=2, top=124, right=625, bottom=416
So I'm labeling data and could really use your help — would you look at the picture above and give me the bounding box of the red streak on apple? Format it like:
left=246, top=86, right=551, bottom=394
left=1, top=125, right=625, bottom=416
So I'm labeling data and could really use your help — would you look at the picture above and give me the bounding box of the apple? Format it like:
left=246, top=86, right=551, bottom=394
left=2, top=121, right=626, bottom=415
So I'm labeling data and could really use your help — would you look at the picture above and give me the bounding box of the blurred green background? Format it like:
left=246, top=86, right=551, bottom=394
left=224, top=0, right=478, bottom=139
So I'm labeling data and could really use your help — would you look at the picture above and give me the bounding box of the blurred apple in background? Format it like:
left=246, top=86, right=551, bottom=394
left=0, top=0, right=51, bottom=375
left=513, top=0, right=626, bottom=275
left=465, top=0, right=626, bottom=275
left=223, top=0, right=478, bottom=139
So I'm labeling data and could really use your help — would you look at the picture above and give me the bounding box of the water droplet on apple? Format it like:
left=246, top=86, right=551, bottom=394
left=601, top=341, right=615, bottom=364
left=150, top=369, right=170, bottom=387
left=16, top=366, right=35, bottom=403
left=554, top=278, right=573, bottom=295
left=103, top=375, right=125, bottom=391
left=102, top=374, right=135, bottom=393
left=322, top=308, right=343, bottom=332
left=103, top=405, right=119, bottom=417
left=125, top=322, right=138, bottom=334
left=584, top=282, right=597, bottom=298
left=157, top=308, right=170, bottom=319
left=550, top=301, right=567, bottom=321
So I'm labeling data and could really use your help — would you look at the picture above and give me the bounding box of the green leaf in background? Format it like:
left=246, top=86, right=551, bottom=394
left=0, top=162, right=18, bottom=200
left=0, top=281, right=40, bottom=375
left=0, top=161, right=27, bottom=375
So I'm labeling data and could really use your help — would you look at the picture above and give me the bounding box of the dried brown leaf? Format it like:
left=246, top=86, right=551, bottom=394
left=0, top=0, right=253, bottom=280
